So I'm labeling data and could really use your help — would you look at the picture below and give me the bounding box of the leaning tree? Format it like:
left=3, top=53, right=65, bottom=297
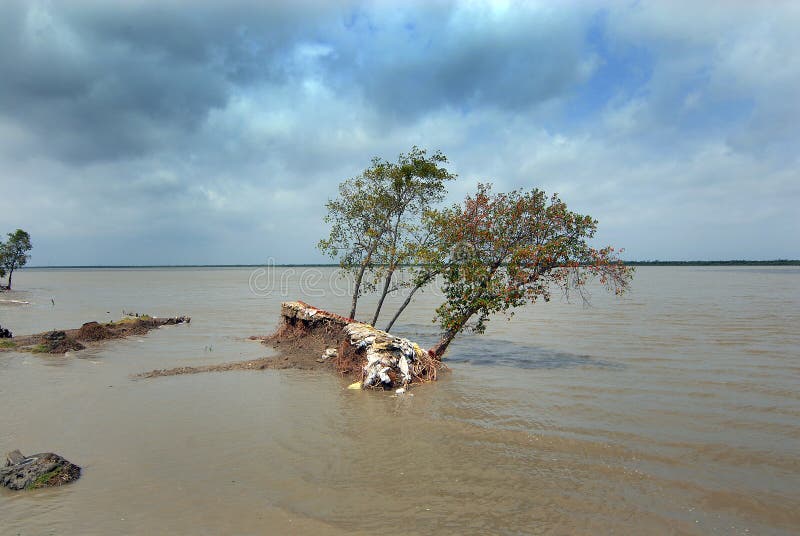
left=426, top=184, right=632, bottom=358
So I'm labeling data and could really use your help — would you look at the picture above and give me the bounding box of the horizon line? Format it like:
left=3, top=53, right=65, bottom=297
left=21, top=260, right=800, bottom=269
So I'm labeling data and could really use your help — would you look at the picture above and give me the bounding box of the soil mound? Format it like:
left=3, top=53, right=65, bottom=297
left=77, top=321, right=112, bottom=341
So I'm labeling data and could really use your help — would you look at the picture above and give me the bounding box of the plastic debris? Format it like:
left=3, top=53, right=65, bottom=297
left=317, top=347, right=338, bottom=362
left=347, top=381, right=362, bottom=390
left=341, top=323, right=436, bottom=390
left=271, top=301, right=443, bottom=391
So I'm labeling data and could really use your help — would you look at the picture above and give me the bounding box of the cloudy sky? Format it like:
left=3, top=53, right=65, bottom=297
left=0, top=0, right=797, bottom=265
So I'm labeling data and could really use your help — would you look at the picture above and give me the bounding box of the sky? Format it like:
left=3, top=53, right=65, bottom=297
left=0, top=0, right=797, bottom=265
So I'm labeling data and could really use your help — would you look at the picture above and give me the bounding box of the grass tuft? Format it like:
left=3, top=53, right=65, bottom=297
left=28, top=468, right=61, bottom=489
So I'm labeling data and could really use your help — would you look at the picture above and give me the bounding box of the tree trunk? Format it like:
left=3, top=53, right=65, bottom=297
left=428, top=257, right=507, bottom=358
left=429, top=329, right=458, bottom=359
left=370, top=267, right=395, bottom=326
left=349, top=242, right=379, bottom=320
left=7, top=269, right=12, bottom=290
left=349, top=264, right=366, bottom=319
left=428, top=303, right=481, bottom=359
left=384, top=283, right=421, bottom=332
left=371, top=212, right=403, bottom=326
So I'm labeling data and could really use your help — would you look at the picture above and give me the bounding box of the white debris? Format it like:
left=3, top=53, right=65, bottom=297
left=395, top=387, right=406, bottom=395
left=318, top=348, right=338, bottom=362
left=356, top=335, right=376, bottom=349
left=343, top=322, right=426, bottom=389
left=398, top=355, right=411, bottom=383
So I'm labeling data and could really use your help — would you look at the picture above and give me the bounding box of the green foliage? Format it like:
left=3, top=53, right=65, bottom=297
left=1, top=229, right=32, bottom=289
left=427, top=184, right=633, bottom=356
left=318, top=147, right=455, bottom=320
left=111, top=315, right=152, bottom=325
left=0, top=340, right=16, bottom=349
left=318, top=157, right=631, bottom=354
left=29, top=467, right=62, bottom=489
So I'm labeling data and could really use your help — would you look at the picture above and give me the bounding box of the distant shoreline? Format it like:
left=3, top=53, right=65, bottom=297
left=21, top=260, right=800, bottom=269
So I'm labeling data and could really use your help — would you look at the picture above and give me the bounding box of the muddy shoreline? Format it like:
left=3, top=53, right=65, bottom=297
left=0, top=315, right=190, bottom=355
left=138, top=326, right=339, bottom=379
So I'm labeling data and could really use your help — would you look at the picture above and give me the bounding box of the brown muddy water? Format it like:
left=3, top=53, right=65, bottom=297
left=1, top=266, right=798, bottom=535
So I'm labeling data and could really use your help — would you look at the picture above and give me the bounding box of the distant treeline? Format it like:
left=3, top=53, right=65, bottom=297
left=625, top=260, right=800, bottom=266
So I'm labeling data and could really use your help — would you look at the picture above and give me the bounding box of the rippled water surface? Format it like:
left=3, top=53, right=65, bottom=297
left=1, top=267, right=798, bottom=535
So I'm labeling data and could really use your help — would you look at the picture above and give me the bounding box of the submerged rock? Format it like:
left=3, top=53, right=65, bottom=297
left=1, top=450, right=81, bottom=491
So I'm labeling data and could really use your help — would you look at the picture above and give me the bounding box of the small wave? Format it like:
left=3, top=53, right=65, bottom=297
left=0, top=299, right=31, bottom=305
left=385, top=322, right=622, bottom=370
left=446, top=337, right=623, bottom=370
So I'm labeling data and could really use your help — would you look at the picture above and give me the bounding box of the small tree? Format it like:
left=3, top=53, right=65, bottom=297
left=367, top=148, right=455, bottom=326
left=318, top=147, right=455, bottom=322
left=1, top=229, right=32, bottom=290
left=426, top=184, right=632, bottom=358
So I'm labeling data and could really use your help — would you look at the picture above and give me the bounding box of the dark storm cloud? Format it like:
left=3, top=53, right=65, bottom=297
left=0, top=1, right=353, bottom=163
left=318, top=4, right=595, bottom=118
left=0, top=1, right=599, bottom=164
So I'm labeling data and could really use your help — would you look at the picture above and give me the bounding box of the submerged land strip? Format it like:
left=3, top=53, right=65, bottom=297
left=139, top=301, right=443, bottom=390
left=0, top=315, right=190, bottom=354
left=2, top=302, right=440, bottom=391
left=137, top=302, right=356, bottom=379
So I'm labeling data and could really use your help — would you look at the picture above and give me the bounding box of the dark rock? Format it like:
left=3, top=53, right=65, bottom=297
left=0, top=325, right=11, bottom=338
left=6, top=450, right=24, bottom=465
left=164, top=316, right=191, bottom=325
left=44, top=331, right=66, bottom=342
left=45, top=338, right=85, bottom=353
left=1, top=450, right=81, bottom=490
left=36, top=332, right=85, bottom=354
